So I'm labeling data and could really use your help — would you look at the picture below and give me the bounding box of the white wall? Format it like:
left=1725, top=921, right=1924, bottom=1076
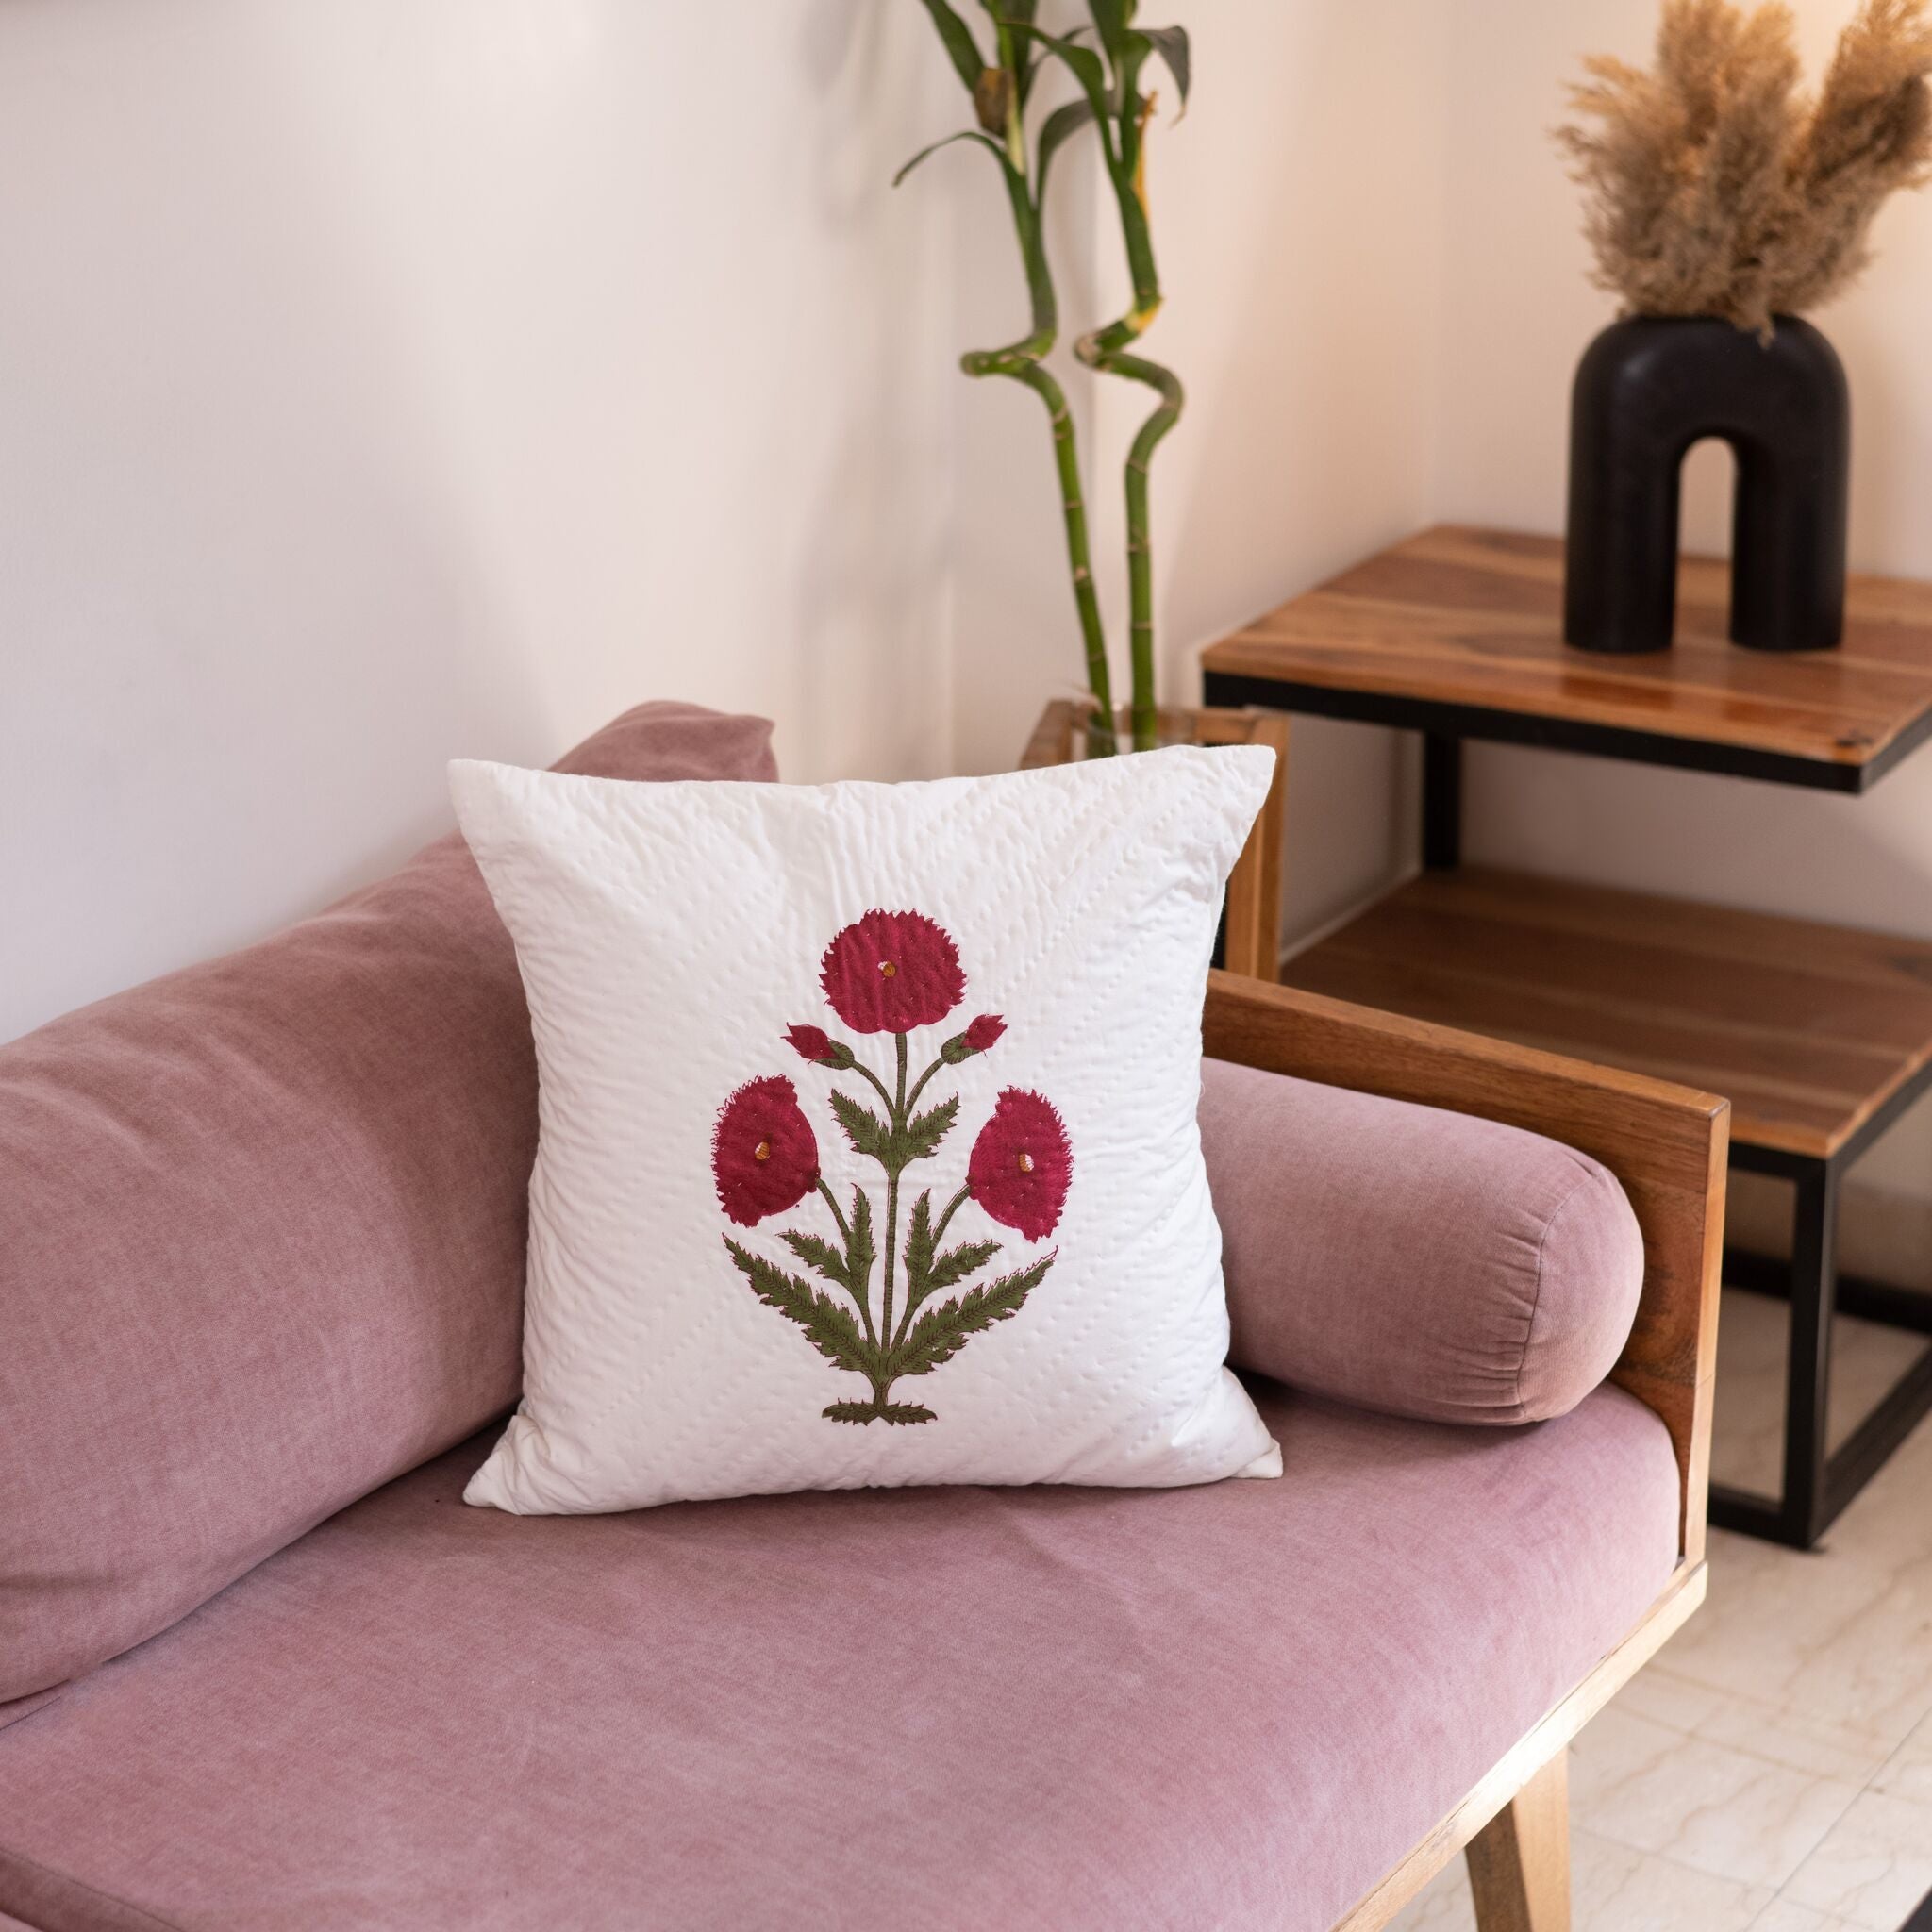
left=0, top=0, right=957, bottom=1042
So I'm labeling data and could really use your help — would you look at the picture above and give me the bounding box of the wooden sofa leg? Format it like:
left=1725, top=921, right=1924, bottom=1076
left=1465, top=1748, right=1570, bottom=1932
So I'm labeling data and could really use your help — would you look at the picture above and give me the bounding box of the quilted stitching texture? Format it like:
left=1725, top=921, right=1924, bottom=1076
left=452, top=747, right=1281, bottom=1512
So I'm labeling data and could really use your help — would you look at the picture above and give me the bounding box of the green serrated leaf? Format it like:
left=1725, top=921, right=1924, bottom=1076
left=828, top=1089, right=893, bottom=1160
left=889, top=1252, right=1055, bottom=1379
left=1140, top=25, right=1189, bottom=111
left=900, top=1191, right=1000, bottom=1322
left=925, top=1238, right=1002, bottom=1295
left=1038, top=97, right=1096, bottom=192
left=847, top=1185, right=874, bottom=1299
left=893, top=126, right=1005, bottom=189
left=905, top=1189, right=937, bottom=1291
left=898, top=1094, right=959, bottom=1166
left=724, top=1238, right=876, bottom=1376
left=917, top=0, right=986, bottom=93
left=780, top=1228, right=848, bottom=1292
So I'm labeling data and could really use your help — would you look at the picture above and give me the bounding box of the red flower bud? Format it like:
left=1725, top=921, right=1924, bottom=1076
left=967, top=1088, right=1073, bottom=1241
left=941, top=1011, right=1007, bottom=1065
left=712, top=1076, right=820, bottom=1227
left=965, top=1013, right=1006, bottom=1053
left=820, top=908, right=965, bottom=1036
left=785, top=1023, right=853, bottom=1069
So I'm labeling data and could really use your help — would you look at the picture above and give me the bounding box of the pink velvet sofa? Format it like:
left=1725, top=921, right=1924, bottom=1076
left=0, top=704, right=1726, bottom=1932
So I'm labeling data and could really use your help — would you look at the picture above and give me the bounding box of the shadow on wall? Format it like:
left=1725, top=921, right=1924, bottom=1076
left=0, top=2, right=546, bottom=1044
left=791, top=0, right=955, bottom=785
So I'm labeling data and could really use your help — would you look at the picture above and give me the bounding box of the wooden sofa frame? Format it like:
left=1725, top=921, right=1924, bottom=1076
left=1204, top=971, right=1729, bottom=1932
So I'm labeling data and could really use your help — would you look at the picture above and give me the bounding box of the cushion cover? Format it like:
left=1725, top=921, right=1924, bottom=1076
left=450, top=747, right=1280, bottom=1514
left=0, top=703, right=777, bottom=1715
left=1203, top=1058, right=1645, bottom=1424
left=0, top=1378, right=1680, bottom=1932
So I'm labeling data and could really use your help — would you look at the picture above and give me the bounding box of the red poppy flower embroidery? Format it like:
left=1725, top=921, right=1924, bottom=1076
left=819, top=909, right=965, bottom=1035
left=711, top=1076, right=820, bottom=1227
left=722, top=914, right=1072, bottom=1427
left=967, top=1089, right=1074, bottom=1241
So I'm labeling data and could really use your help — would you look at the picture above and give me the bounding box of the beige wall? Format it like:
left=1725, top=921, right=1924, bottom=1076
left=948, top=0, right=1452, bottom=941
left=1434, top=0, right=1932, bottom=1222
left=0, top=1, right=958, bottom=1042
left=12, top=0, right=1931, bottom=1243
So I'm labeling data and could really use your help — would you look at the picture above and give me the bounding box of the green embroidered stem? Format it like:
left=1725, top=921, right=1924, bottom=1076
left=931, top=1182, right=972, bottom=1251
left=878, top=1032, right=911, bottom=1359
left=850, top=1060, right=898, bottom=1119
left=815, top=1178, right=851, bottom=1246
left=904, top=1051, right=948, bottom=1117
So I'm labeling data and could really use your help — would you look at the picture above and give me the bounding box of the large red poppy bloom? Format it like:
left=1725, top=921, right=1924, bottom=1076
left=967, top=1088, right=1073, bottom=1241
left=819, top=909, right=965, bottom=1035
left=712, top=1075, right=820, bottom=1226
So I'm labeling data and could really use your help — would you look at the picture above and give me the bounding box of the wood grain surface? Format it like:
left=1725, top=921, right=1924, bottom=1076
left=1202, top=525, right=1932, bottom=770
left=1283, top=865, right=1932, bottom=1160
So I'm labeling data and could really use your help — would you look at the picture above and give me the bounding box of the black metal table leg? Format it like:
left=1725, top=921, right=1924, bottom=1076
left=1710, top=1162, right=1840, bottom=1548
left=1781, top=1165, right=1840, bottom=1547
left=1713, top=1156, right=1932, bottom=1548
left=1422, top=734, right=1461, bottom=870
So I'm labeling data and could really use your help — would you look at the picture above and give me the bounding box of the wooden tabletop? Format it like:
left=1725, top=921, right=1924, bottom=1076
left=1283, top=865, right=1932, bottom=1160
left=1201, top=525, right=1932, bottom=791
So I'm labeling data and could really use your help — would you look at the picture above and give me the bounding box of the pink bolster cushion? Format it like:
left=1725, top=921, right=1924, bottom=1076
left=0, top=702, right=777, bottom=1714
left=1200, top=1056, right=1644, bottom=1426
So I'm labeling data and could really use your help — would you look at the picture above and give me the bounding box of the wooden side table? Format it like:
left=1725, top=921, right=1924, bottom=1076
left=1203, top=524, right=1932, bottom=1549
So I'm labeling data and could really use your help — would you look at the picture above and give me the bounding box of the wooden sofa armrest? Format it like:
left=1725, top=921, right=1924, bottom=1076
left=1204, top=971, right=1730, bottom=1562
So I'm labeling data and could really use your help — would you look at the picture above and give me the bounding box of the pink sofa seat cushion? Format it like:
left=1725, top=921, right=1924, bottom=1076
left=0, top=703, right=777, bottom=1717
left=1203, top=1057, right=1646, bottom=1425
left=0, top=1379, right=1680, bottom=1932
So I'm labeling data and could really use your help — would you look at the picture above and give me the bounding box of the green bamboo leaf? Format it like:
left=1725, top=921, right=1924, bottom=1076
left=829, top=1090, right=893, bottom=1161
left=916, top=0, right=986, bottom=93
left=980, top=0, right=1041, bottom=103
left=889, top=1252, right=1055, bottom=1379
left=724, top=1239, right=876, bottom=1376
left=1005, top=23, right=1110, bottom=112
left=897, top=1093, right=959, bottom=1165
left=1037, top=97, right=1096, bottom=192
left=1139, top=25, right=1190, bottom=111
left=893, top=127, right=1005, bottom=189
left=1088, top=0, right=1135, bottom=57
left=780, top=1228, right=849, bottom=1292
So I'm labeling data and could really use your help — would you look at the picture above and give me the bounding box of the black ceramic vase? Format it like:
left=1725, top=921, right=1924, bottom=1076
left=1563, top=314, right=1849, bottom=654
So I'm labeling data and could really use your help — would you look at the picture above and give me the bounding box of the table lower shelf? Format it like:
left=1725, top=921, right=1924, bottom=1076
left=1280, top=863, right=1932, bottom=1164
left=1283, top=861, right=1932, bottom=1546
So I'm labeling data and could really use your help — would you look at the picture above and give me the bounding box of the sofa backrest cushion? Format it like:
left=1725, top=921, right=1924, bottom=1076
left=1200, top=1056, right=1644, bottom=1425
left=0, top=703, right=776, bottom=1715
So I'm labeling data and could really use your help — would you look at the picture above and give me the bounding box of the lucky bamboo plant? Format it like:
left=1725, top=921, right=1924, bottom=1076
left=900, top=1, right=1190, bottom=753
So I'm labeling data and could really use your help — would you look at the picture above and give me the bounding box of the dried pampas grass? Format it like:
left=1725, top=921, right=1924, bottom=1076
left=1559, top=0, right=1932, bottom=334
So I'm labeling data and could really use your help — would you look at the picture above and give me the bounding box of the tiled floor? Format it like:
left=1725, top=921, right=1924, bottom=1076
left=1391, top=1290, right=1932, bottom=1932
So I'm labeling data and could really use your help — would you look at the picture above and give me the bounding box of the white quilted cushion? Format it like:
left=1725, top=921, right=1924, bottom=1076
left=452, top=748, right=1282, bottom=1513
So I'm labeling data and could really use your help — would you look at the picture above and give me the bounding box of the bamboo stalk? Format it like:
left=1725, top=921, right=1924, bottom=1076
left=969, top=171, right=1117, bottom=753
left=903, top=0, right=1118, bottom=754
left=1077, top=59, right=1183, bottom=754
